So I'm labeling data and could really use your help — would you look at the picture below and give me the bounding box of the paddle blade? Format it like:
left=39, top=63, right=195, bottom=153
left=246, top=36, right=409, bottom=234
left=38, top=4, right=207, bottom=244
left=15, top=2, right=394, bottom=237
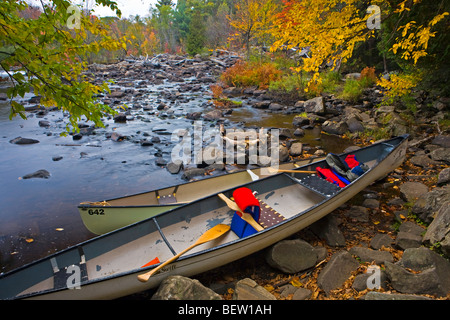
left=197, top=224, right=231, bottom=245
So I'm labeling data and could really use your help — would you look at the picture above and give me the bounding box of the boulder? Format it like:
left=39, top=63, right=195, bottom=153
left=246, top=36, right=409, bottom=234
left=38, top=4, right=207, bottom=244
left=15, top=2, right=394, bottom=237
left=203, top=110, right=223, bottom=121
left=346, top=117, right=365, bottom=133
left=423, top=203, right=450, bottom=256
left=384, top=247, right=450, bottom=297
left=292, top=115, right=310, bottom=127
left=431, top=135, right=450, bottom=148
left=304, top=96, right=326, bottom=115
left=352, top=269, right=389, bottom=291
left=429, top=148, right=450, bottom=163
left=409, top=154, right=439, bottom=167
left=309, top=214, right=346, bottom=247
left=321, top=120, right=349, bottom=135
left=317, top=250, right=359, bottom=294
left=233, top=278, right=276, bottom=300
left=265, top=239, right=318, bottom=273
left=395, top=221, right=425, bottom=250
left=412, top=185, right=450, bottom=223
left=151, top=275, right=222, bottom=300
left=437, top=167, right=450, bottom=185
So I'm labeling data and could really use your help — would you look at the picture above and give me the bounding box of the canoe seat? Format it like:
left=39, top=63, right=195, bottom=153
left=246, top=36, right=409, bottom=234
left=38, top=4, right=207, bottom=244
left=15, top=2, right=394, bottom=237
left=295, top=175, right=341, bottom=197
left=258, top=200, right=286, bottom=229
left=157, top=193, right=178, bottom=205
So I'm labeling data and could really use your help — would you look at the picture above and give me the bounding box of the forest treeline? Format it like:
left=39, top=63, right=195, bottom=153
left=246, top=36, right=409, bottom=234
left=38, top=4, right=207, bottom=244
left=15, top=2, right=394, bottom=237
left=1, top=0, right=448, bottom=131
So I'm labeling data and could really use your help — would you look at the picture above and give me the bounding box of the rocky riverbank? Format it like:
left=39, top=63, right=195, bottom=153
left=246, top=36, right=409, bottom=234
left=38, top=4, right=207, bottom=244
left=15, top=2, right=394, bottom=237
left=118, top=53, right=449, bottom=300
left=128, top=131, right=450, bottom=301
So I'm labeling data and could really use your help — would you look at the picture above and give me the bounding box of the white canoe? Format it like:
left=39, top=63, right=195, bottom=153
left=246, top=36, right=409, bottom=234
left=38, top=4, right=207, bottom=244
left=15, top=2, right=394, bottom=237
left=0, top=135, right=408, bottom=300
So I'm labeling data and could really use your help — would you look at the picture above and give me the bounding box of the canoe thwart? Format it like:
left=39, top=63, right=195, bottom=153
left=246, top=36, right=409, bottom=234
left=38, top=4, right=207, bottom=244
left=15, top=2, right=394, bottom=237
left=218, top=193, right=264, bottom=233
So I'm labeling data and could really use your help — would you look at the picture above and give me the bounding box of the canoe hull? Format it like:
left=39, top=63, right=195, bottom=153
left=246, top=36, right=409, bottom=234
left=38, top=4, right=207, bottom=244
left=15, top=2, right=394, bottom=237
left=1, top=136, right=408, bottom=300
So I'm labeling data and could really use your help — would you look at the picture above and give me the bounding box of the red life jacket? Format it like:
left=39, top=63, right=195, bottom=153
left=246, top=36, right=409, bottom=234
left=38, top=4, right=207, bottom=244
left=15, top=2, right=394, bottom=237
left=316, top=167, right=347, bottom=188
left=345, top=154, right=360, bottom=169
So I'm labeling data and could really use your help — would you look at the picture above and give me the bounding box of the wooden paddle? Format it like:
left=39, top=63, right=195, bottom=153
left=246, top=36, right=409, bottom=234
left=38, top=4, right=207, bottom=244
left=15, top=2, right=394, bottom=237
left=137, top=224, right=231, bottom=282
left=267, top=167, right=315, bottom=174
left=218, top=193, right=264, bottom=232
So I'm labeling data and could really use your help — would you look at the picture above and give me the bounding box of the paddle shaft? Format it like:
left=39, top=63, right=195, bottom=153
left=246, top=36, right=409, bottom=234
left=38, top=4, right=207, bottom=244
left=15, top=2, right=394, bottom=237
left=138, top=244, right=195, bottom=282
left=269, top=168, right=315, bottom=174
left=137, top=224, right=230, bottom=282
left=218, top=193, right=264, bottom=232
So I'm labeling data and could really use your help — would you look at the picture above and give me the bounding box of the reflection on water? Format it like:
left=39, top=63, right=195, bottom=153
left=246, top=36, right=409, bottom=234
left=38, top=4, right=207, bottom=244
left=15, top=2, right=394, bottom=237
left=0, top=81, right=354, bottom=274
left=226, top=104, right=353, bottom=154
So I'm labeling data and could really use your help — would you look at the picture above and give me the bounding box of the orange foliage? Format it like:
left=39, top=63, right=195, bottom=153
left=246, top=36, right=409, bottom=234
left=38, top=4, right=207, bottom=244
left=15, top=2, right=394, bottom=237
left=359, top=67, right=377, bottom=82
left=220, top=60, right=282, bottom=89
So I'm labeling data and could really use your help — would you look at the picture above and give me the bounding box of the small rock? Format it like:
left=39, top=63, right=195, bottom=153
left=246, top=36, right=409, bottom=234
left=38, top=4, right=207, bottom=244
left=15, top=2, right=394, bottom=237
left=317, top=250, right=359, bottom=295
left=352, top=270, right=389, bottom=291
left=431, top=135, right=450, bottom=148
left=309, top=215, right=346, bottom=247
left=370, top=234, right=393, bottom=249
left=203, top=110, right=223, bottom=121
left=293, top=128, right=305, bottom=137
left=437, top=167, right=450, bottom=185
left=182, top=167, right=206, bottom=180
left=52, top=156, right=63, bottom=162
left=10, top=137, right=40, bottom=145
left=292, top=116, right=310, bottom=127
left=399, top=182, right=428, bottom=202
left=72, top=133, right=83, bottom=141
left=292, top=288, right=312, bottom=300
left=22, top=169, right=50, bottom=179
left=289, top=142, right=303, bottom=157
left=38, top=120, right=50, bottom=128
left=151, top=275, right=221, bottom=300
left=364, top=292, right=432, bottom=300
left=362, top=198, right=379, bottom=209
left=411, top=185, right=450, bottom=224
left=110, top=132, right=125, bottom=142
left=155, top=158, right=168, bottom=166
left=166, top=161, right=182, bottom=174
left=113, top=113, right=127, bottom=123
left=430, top=148, right=450, bottom=163
left=233, top=278, right=276, bottom=300
left=344, top=206, right=369, bottom=222
left=410, top=154, right=439, bottom=167
left=395, top=231, right=423, bottom=250
left=349, top=246, right=393, bottom=264
left=423, top=203, right=450, bottom=256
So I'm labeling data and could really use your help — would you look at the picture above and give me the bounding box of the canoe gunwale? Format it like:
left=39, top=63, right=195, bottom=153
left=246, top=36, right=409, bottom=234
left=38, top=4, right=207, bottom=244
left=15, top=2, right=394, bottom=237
left=1, top=135, right=409, bottom=300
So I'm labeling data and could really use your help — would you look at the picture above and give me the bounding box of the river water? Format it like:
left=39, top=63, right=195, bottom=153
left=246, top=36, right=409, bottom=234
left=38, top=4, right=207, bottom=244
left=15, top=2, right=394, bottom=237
left=0, top=74, right=353, bottom=275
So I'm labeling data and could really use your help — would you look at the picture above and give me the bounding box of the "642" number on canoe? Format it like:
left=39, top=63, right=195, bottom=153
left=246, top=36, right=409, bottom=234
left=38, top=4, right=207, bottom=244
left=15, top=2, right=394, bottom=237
left=88, top=209, right=105, bottom=215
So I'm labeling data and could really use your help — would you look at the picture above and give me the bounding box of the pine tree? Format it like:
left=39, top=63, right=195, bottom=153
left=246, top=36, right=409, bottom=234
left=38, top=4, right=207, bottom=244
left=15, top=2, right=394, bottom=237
left=187, top=10, right=206, bottom=56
